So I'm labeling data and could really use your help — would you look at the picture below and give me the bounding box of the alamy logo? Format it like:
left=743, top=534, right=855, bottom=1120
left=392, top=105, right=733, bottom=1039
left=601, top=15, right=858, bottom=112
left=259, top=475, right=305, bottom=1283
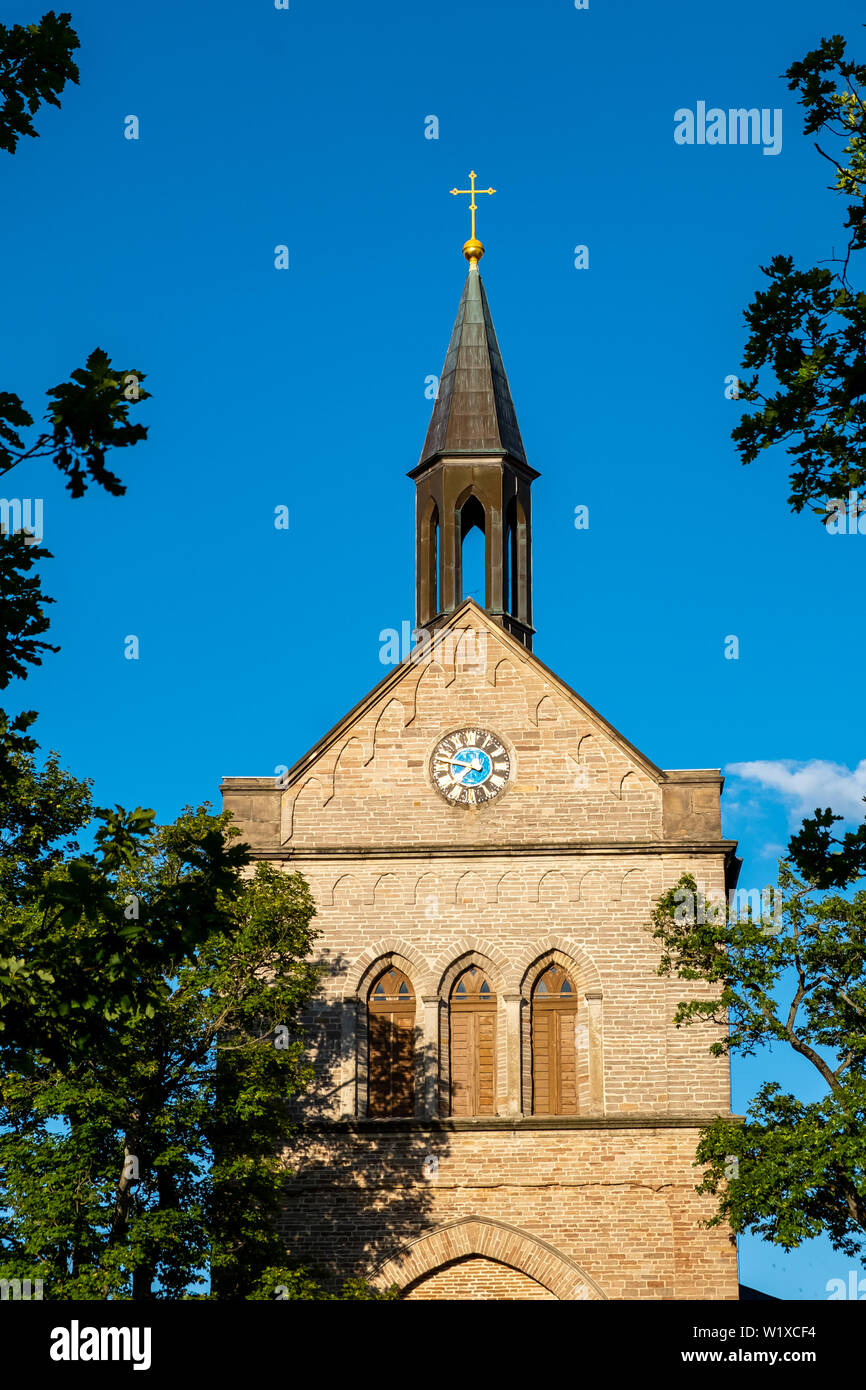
left=673, top=885, right=782, bottom=934
left=49, top=1320, right=152, bottom=1371
left=826, top=1271, right=866, bottom=1300
left=0, top=1277, right=43, bottom=1299
left=0, top=497, right=43, bottom=543
left=674, top=103, right=782, bottom=156
left=824, top=490, right=866, bottom=535
left=378, top=622, right=487, bottom=674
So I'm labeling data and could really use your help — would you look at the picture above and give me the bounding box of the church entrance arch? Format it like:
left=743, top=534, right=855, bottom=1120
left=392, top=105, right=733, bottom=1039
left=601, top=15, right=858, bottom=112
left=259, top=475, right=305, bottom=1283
left=370, top=1217, right=607, bottom=1301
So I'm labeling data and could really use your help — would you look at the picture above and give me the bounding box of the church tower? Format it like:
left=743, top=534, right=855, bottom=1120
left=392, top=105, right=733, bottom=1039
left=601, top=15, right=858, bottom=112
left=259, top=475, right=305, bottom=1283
left=221, top=183, right=741, bottom=1301
left=410, top=224, right=537, bottom=648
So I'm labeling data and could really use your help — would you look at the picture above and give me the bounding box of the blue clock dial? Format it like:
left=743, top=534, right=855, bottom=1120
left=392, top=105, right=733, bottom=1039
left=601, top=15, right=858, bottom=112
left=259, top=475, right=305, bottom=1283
left=450, top=747, right=492, bottom=786
left=430, top=728, right=510, bottom=807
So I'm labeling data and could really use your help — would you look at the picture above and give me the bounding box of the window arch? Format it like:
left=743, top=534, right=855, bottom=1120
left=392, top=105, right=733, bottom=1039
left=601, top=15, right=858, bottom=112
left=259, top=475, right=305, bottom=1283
left=449, top=965, right=496, bottom=1116
left=531, top=963, right=578, bottom=1115
left=368, top=966, right=415, bottom=1116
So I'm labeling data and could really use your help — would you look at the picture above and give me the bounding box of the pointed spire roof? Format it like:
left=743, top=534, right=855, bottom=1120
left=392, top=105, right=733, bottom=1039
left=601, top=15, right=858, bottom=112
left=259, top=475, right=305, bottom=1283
left=418, top=263, right=527, bottom=467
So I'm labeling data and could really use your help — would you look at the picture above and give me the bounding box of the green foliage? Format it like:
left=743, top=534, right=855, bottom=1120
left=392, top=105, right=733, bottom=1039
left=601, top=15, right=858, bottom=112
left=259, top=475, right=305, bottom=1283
left=43, top=349, right=150, bottom=498
left=788, top=805, right=866, bottom=887
left=0, top=350, right=151, bottom=498
left=0, top=10, right=150, bottom=693
left=733, top=33, right=866, bottom=517
left=695, top=1078, right=866, bottom=1257
left=0, top=530, right=57, bottom=687
left=650, top=844, right=866, bottom=1253
left=0, top=9, right=79, bottom=154
left=0, top=782, right=357, bottom=1298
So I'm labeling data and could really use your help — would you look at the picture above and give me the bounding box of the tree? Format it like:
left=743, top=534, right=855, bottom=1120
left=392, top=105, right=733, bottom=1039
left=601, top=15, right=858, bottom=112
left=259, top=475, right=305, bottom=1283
left=0, top=13, right=392, bottom=1300
left=649, top=823, right=866, bottom=1257
left=1, top=12, right=150, bottom=687
left=733, top=32, right=866, bottom=522
left=0, top=786, right=394, bottom=1299
left=0, top=8, right=79, bottom=154
left=0, top=9, right=155, bottom=1063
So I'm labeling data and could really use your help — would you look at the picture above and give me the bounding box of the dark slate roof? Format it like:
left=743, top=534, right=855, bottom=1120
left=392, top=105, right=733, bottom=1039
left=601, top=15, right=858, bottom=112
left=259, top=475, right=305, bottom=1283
left=419, top=263, right=526, bottom=466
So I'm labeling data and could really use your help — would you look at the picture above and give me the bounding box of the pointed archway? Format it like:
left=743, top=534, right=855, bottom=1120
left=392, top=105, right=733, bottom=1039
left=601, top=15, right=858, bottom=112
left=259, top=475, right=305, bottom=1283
left=370, top=1217, right=606, bottom=1301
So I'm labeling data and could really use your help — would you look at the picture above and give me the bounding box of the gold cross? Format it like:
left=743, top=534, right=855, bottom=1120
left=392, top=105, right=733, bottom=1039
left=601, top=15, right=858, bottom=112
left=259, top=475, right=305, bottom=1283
left=450, top=170, right=495, bottom=250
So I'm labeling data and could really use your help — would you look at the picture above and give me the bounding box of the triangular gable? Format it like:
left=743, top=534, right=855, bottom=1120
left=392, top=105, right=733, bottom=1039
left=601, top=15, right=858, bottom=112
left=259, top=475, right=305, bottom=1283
left=273, top=599, right=666, bottom=793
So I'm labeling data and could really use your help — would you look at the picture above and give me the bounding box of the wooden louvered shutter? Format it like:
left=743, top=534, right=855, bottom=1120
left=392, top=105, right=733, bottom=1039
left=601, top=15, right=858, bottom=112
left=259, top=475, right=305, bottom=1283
left=368, top=968, right=415, bottom=1116
left=449, top=1010, right=473, bottom=1117
left=531, top=1007, right=553, bottom=1115
left=450, top=966, right=496, bottom=1116
left=532, top=964, right=578, bottom=1115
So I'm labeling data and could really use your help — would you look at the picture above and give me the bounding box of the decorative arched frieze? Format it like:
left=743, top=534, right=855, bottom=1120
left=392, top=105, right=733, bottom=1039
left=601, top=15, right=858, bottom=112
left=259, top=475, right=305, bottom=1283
left=617, top=769, right=641, bottom=798
left=454, top=869, right=489, bottom=910
left=495, top=868, right=525, bottom=904
left=407, top=660, right=448, bottom=727
left=493, top=657, right=519, bottom=687
left=620, top=866, right=652, bottom=901
left=536, top=869, right=572, bottom=904
left=576, top=867, right=611, bottom=906
left=333, top=736, right=370, bottom=794
left=372, top=872, right=403, bottom=906
left=280, top=773, right=331, bottom=843
left=369, top=697, right=407, bottom=766
left=331, top=873, right=369, bottom=907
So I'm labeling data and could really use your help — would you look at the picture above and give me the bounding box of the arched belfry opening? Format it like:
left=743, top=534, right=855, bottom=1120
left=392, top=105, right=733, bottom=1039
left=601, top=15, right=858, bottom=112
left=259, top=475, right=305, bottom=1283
left=409, top=257, right=538, bottom=649
left=420, top=500, right=440, bottom=621
left=458, top=493, right=486, bottom=605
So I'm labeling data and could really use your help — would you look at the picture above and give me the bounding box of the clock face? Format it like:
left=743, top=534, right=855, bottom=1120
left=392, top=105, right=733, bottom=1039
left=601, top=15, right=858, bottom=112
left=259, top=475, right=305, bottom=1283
left=430, top=728, right=511, bottom=807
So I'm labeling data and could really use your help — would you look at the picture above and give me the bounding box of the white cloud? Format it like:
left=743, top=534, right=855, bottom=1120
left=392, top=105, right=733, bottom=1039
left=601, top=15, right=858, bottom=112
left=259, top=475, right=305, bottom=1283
left=725, top=759, right=866, bottom=823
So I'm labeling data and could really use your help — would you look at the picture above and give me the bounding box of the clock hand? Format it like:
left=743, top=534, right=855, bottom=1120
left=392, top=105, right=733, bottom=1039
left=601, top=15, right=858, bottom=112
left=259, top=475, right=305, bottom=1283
left=451, top=762, right=473, bottom=785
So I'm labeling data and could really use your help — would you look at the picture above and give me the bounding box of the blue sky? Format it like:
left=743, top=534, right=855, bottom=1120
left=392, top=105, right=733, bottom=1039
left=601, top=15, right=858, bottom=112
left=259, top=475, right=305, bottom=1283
left=2, top=0, right=865, bottom=1300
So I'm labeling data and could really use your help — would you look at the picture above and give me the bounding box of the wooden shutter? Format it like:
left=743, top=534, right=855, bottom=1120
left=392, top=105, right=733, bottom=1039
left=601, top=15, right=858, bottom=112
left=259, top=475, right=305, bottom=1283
left=531, top=963, right=578, bottom=1115
left=450, top=966, right=496, bottom=1116
left=368, top=967, right=415, bottom=1116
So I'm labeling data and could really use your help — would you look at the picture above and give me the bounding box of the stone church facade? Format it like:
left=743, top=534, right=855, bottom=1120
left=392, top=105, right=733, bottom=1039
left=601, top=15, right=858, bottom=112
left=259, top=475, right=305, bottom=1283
left=222, top=234, right=741, bottom=1300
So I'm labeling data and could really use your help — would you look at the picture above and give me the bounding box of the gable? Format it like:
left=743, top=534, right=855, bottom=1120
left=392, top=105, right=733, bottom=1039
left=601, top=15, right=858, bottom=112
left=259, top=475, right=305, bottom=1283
left=221, top=602, right=722, bottom=852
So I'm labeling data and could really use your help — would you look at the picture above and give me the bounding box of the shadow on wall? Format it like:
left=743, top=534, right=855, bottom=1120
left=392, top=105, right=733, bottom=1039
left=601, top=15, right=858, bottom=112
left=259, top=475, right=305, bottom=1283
left=278, top=953, right=450, bottom=1293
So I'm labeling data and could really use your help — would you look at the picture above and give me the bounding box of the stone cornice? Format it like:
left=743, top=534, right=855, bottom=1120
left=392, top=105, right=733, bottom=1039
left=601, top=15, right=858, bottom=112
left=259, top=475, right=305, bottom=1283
left=249, top=840, right=740, bottom=861
left=291, top=1114, right=743, bottom=1133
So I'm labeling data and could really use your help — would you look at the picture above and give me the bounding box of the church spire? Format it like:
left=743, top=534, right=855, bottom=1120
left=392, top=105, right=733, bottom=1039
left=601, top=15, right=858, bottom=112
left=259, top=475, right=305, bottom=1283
left=409, top=179, right=539, bottom=650
left=417, top=258, right=527, bottom=466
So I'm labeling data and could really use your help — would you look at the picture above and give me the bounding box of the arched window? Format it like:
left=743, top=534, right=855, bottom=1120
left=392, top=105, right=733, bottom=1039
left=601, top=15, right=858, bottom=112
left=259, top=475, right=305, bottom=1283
left=504, top=498, right=518, bottom=616
left=458, top=495, right=486, bottom=605
left=449, top=965, right=496, bottom=1116
left=531, top=963, right=578, bottom=1115
left=426, top=503, right=440, bottom=617
left=368, top=966, right=415, bottom=1116
left=432, top=507, right=440, bottom=614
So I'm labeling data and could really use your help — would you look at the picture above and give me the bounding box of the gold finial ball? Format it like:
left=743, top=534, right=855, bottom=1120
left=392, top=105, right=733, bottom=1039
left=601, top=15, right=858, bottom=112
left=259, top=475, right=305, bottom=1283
left=463, top=237, right=485, bottom=264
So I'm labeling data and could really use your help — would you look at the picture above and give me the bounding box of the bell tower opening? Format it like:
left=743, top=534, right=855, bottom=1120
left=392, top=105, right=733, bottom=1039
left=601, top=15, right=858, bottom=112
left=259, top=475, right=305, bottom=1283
left=458, top=495, right=486, bottom=605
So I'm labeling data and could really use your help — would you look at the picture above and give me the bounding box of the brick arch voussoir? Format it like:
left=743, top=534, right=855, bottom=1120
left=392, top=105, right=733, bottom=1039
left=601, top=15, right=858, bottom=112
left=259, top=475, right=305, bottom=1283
left=514, top=935, right=603, bottom=998
left=371, top=1217, right=606, bottom=1301
left=433, top=939, right=514, bottom=997
left=345, top=939, right=436, bottom=999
